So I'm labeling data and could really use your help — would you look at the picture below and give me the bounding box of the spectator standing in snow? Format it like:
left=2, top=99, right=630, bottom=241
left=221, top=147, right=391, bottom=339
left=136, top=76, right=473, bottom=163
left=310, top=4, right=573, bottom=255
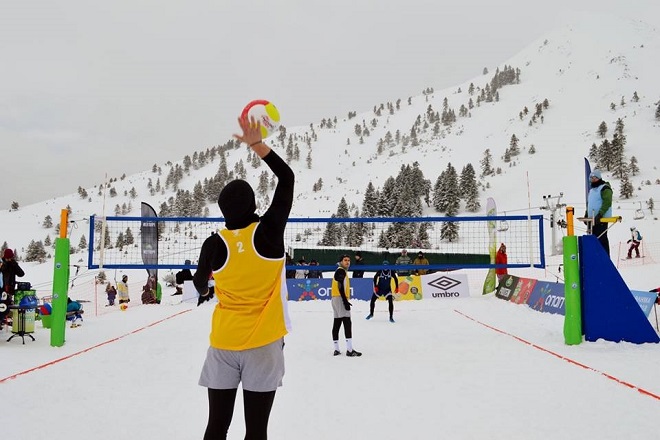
left=352, top=251, right=365, bottom=278
left=586, top=169, right=613, bottom=256
left=105, top=283, right=117, bottom=306
left=285, top=253, right=296, bottom=279
left=193, top=115, right=294, bottom=440
left=331, top=254, right=362, bottom=357
left=627, top=227, right=642, bottom=259
left=0, top=248, right=25, bottom=328
left=141, top=275, right=160, bottom=304
left=294, top=258, right=308, bottom=279
left=307, top=259, right=322, bottom=279
left=495, top=243, right=508, bottom=283
left=117, top=275, right=130, bottom=304
left=412, top=251, right=430, bottom=275
left=395, top=249, right=411, bottom=276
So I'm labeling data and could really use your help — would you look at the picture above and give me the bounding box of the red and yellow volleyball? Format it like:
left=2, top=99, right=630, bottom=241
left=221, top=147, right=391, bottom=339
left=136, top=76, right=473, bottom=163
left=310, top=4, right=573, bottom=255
left=241, top=99, right=281, bottom=139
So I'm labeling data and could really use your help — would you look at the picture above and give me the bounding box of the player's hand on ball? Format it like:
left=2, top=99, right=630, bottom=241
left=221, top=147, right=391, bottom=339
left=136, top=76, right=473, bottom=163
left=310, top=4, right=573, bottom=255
left=234, top=116, right=262, bottom=146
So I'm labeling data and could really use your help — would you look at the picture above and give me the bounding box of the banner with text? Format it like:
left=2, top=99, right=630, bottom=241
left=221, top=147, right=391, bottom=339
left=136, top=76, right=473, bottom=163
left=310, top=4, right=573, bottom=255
left=497, top=275, right=565, bottom=315
left=420, top=273, right=470, bottom=299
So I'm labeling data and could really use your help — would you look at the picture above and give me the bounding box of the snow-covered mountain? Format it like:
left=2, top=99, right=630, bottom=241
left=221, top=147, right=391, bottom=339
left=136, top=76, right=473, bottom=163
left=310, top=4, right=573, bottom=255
left=2, top=13, right=659, bottom=284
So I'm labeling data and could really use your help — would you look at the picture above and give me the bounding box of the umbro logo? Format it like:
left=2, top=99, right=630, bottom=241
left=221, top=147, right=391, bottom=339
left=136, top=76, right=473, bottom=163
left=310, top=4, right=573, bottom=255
left=428, top=276, right=461, bottom=290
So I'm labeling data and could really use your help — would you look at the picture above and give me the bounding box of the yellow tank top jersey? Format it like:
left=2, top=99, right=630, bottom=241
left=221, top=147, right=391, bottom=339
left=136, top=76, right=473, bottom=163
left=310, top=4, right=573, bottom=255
left=210, top=222, right=287, bottom=350
left=331, top=267, right=351, bottom=298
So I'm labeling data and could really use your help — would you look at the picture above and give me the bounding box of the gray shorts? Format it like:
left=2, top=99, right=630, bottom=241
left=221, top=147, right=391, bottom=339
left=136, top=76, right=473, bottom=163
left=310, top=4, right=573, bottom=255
left=332, top=296, right=351, bottom=319
left=199, top=338, right=285, bottom=392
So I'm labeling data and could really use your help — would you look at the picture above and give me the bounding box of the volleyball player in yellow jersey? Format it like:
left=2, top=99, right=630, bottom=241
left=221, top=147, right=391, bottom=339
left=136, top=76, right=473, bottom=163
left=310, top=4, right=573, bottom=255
left=331, top=254, right=362, bottom=357
left=193, top=115, right=294, bottom=440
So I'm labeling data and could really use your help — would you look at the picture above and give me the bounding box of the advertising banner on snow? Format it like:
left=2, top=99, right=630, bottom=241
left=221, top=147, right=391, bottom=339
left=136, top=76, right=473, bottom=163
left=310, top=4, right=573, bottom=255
left=286, top=276, right=426, bottom=302
left=286, top=278, right=374, bottom=302
left=420, top=273, right=470, bottom=299
left=526, top=280, right=565, bottom=315
left=495, top=275, right=519, bottom=301
left=510, top=277, right=538, bottom=305
left=390, top=275, right=423, bottom=301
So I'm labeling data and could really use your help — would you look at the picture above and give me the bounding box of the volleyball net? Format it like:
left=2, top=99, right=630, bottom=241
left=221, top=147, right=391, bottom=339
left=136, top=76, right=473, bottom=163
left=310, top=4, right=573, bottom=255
left=87, top=214, right=545, bottom=273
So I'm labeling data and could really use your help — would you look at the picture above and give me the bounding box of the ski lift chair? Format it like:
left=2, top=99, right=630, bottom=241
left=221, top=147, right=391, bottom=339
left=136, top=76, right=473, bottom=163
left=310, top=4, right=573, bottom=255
left=634, top=202, right=645, bottom=220
left=497, top=212, right=509, bottom=232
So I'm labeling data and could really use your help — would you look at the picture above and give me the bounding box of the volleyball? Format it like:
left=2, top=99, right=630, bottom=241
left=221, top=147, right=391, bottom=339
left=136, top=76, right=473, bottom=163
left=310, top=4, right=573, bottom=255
left=241, top=100, right=281, bottom=139
left=120, top=303, right=128, bottom=311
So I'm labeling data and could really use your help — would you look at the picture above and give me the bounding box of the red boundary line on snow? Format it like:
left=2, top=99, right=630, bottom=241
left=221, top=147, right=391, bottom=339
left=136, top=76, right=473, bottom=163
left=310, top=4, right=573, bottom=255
left=454, top=309, right=660, bottom=401
left=0, top=309, right=191, bottom=384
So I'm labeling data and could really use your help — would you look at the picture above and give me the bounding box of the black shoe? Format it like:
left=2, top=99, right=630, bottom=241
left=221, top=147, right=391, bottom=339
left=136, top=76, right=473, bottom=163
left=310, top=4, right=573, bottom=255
left=333, top=350, right=341, bottom=356
left=346, top=350, right=362, bottom=357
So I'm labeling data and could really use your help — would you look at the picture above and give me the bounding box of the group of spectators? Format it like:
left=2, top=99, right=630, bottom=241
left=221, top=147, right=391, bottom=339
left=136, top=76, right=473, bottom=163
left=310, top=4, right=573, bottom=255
left=285, top=249, right=432, bottom=280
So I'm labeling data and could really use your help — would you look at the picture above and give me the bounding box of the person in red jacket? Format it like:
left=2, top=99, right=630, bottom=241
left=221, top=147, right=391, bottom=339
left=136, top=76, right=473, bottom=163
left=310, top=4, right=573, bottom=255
left=495, top=243, right=508, bottom=283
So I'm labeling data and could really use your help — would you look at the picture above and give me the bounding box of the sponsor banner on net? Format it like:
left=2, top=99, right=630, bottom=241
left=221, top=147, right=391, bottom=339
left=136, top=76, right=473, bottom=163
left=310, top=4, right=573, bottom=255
left=421, top=273, right=470, bottom=299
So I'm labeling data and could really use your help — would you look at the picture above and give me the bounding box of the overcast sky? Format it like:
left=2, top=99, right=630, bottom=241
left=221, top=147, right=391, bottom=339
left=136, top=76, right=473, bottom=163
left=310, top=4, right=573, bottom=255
left=2, top=0, right=658, bottom=208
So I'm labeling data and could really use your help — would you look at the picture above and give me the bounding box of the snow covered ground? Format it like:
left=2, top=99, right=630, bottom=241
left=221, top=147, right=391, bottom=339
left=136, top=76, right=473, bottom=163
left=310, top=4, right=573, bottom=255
left=2, top=259, right=658, bottom=440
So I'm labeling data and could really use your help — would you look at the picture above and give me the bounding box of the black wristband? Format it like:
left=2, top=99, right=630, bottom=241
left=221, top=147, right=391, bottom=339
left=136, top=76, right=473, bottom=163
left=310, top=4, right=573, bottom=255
left=250, top=140, right=263, bottom=147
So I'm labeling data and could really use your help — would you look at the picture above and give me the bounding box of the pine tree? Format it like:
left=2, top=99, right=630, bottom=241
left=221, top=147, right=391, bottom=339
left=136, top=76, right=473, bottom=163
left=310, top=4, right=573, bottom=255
left=25, top=240, right=47, bottom=263
left=335, top=197, right=350, bottom=243
left=440, top=216, right=459, bottom=242
left=378, top=177, right=397, bottom=216
left=460, top=164, right=481, bottom=212
left=629, top=156, right=639, bottom=176
left=116, top=231, right=125, bottom=250
left=433, top=163, right=459, bottom=213
left=42, top=215, right=53, bottom=229
left=320, top=215, right=341, bottom=246
left=615, top=118, right=625, bottom=135
left=597, top=139, right=612, bottom=171
left=619, top=170, right=634, bottom=199
left=597, top=121, right=608, bottom=138
left=361, top=182, right=378, bottom=217
left=480, top=149, right=494, bottom=176
left=646, top=198, right=655, bottom=214
left=78, top=235, right=87, bottom=250
left=124, top=228, right=134, bottom=245
left=103, top=224, right=111, bottom=249
left=257, top=171, right=269, bottom=196
left=610, top=132, right=626, bottom=178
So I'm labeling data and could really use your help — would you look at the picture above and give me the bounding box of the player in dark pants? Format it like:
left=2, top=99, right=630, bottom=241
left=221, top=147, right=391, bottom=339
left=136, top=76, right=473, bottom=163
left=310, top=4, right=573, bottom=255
left=194, top=115, right=294, bottom=440
left=366, top=261, right=399, bottom=323
left=331, top=254, right=362, bottom=357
